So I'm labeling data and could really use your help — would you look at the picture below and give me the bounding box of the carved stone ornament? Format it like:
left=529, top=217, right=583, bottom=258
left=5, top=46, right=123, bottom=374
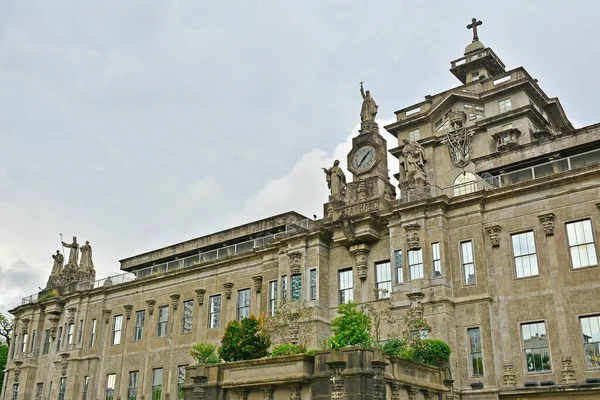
left=443, top=379, right=455, bottom=400
left=124, top=305, right=133, bottom=320
left=446, top=110, right=472, bottom=167
left=407, top=386, right=419, bottom=400
left=350, top=244, right=370, bottom=280
left=287, top=251, right=302, bottom=275
left=102, top=309, right=112, bottom=324
left=67, top=307, right=77, bottom=324
left=223, top=282, right=234, bottom=299
left=289, top=384, right=302, bottom=400
left=20, top=318, right=30, bottom=334
left=390, top=383, right=402, bottom=400
left=195, top=289, right=206, bottom=306
left=146, top=300, right=156, bottom=316
left=328, top=361, right=346, bottom=400
left=261, top=386, right=274, bottom=400
left=252, top=276, right=263, bottom=293
left=538, top=213, right=556, bottom=235
left=372, top=361, right=387, bottom=400
left=406, top=292, right=425, bottom=316
left=238, top=388, right=249, bottom=400
left=341, top=216, right=356, bottom=243
left=486, top=225, right=501, bottom=247
left=404, top=223, right=421, bottom=250
left=170, top=294, right=181, bottom=310
left=60, top=353, right=70, bottom=376
left=503, top=363, right=516, bottom=387
left=13, top=361, right=22, bottom=382
left=48, top=315, right=61, bottom=339
left=423, top=391, right=434, bottom=400
left=192, top=376, right=207, bottom=400
left=357, top=180, right=367, bottom=201
left=562, top=357, right=576, bottom=384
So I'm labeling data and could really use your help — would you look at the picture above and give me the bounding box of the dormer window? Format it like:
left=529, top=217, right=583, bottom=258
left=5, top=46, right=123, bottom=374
left=492, top=124, right=520, bottom=151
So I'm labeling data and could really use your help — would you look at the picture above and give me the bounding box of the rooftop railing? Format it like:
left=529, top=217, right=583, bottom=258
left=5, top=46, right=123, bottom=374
left=21, top=219, right=313, bottom=305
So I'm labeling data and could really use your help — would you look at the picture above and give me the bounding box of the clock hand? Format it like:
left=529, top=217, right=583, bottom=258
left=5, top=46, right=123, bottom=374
left=359, top=152, right=369, bottom=167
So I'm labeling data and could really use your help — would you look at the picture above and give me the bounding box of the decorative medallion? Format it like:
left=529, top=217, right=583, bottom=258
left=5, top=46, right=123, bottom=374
left=170, top=294, right=181, bottom=310
left=252, top=276, right=263, bottom=293
left=538, top=213, right=555, bottom=236
left=223, top=282, right=234, bottom=299
left=350, top=244, right=370, bottom=280
left=102, top=309, right=112, bottom=324
left=287, top=251, right=302, bottom=275
left=195, top=289, right=206, bottom=306
left=146, top=300, right=156, bottom=316
left=124, top=305, right=133, bottom=320
left=486, top=225, right=501, bottom=247
left=404, top=223, right=421, bottom=250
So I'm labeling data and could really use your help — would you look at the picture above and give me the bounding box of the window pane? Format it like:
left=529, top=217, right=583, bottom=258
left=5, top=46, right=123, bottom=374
left=522, top=322, right=551, bottom=372
left=375, top=261, right=392, bottom=298
left=567, top=220, right=598, bottom=269
left=209, top=295, right=221, bottom=328
left=291, top=275, right=302, bottom=302
left=395, top=250, right=403, bottom=283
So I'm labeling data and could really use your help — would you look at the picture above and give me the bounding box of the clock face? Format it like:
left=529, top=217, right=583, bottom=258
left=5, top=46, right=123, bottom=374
left=353, top=146, right=376, bottom=171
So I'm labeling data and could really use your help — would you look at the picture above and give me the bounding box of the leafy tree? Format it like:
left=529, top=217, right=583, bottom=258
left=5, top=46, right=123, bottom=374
left=361, top=289, right=393, bottom=344
left=0, top=313, right=13, bottom=347
left=219, top=315, right=270, bottom=362
left=0, top=344, right=8, bottom=389
left=329, top=302, right=371, bottom=349
left=413, top=339, right=452, bottom=366
left=190, top=342, right=220, bottom=364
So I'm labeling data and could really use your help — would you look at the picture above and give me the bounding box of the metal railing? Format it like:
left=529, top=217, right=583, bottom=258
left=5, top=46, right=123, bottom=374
left=21, top=219, right=313, bottom=305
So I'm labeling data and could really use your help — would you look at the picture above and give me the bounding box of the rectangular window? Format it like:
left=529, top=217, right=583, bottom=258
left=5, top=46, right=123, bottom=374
left=177, top=365, right=186, bottom=399
left=112, top=315, right=123, bottom=345
left=464, top=104, right=473, bottom=110
left=157, top=306, right=169, bottom=337
left=78, top=320, right=84, bottom=344
left=339, top=269, right=353, bottom=304
left=432, top=242, right=441, bottom=277
left=281, top=275, right=288, bottom=303
left=291, top=275, right=302, bottom=302
left=237, top=289, right=251, bottom=321
left=522, top=322, right=551, bottom=372
left=90, top=319, right=97, bottom=348
left=462, top=241, right=475, bottom=285
left=434, top=118, right=443, bottom=130
left=580, top=315, right=600, bottom=369
left=309, top=269, right=317, bottom=300
left=475, top=105, right=485, bottom=113
left=106, top=374, right=116, bottom=400
left=57, top=326, right=63, bottom=351
left=35, top=383, right=43, bottom=399
left=512, top=231, right=539, bottom=278
left=567, top=219, right=598, bottom=269
left=67, top=323, right=74, bottom=344
left=468, top=327, right=484, bottom=376
left=498, top=98, right=512, bottom=113
left=11, top=384, right=18, bottom=400
left=30, top=330, right=36, bottom=352
left=21, top=332, right=27, bottom=353
left=43, top=330, right=51, bottom=354
left=128, top=371, right=139, bottom=400
left=268, top=281, right=278, bottom=316
left=152, top=368, right=163, bottom=400
left=182, top=300, right=194, bottom=334
left=395, top=250, right=403, bottom=283
left=408, top=129, right=420, bottom=141
left=134, top=310, right=145, bottom=341
left=408, top=249, right=424, bottom=280
left=82, top=376, right=89, bottom=400
left=58, top=377, right=67, bottom=400
left=209, top=295, right=221, bottom=329
left=375, top=261, right=392, bottom=298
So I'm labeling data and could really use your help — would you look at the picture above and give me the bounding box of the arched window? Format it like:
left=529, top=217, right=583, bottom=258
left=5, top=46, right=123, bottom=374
left=453, top=172, right=478, bottom=196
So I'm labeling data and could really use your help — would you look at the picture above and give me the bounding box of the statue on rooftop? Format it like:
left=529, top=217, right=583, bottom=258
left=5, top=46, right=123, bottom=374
left=51, top=250, right=64, bottom=275
left=323, top=160, right=347, bottom=198
left=62, top=236, right=80, bottom=266
left=80, top=241, right=94, bottom=272
left=401, top=139, right=428, bottom=189
left=360, top=82, right=378, bottom=122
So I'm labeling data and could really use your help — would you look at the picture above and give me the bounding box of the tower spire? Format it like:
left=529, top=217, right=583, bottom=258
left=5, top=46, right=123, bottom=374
left=467, top=18, right=483, bottom=42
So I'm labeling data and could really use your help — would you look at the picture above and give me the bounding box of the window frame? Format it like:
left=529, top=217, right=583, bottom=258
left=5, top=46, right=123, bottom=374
left=11, top=383, right=18, bottom=400
left=579, top=314, right=600, bottom=370
left=520, top=320, right=552, bottom=373
left=56, top=326, right=63, bottom=351
left=152, top=368, right=163, bottom=400
left=236, top=288, right=251, bottom=321
left=431, top=242, right=442, bottom=277
left=268, top=281, right=278, bottom=316
left=111, top=315, right=123, bottom=345
left=43, top=329, right=51, bottom=354
left=338, top=268, right=353, bottom=305
left=498, top=98, right=512, bottom=113
left=408, top=128, right=420, bottom=141
left=309, top=269, right=318, bottom=301
left=181, top=300, right=194, bottom=334
left=58, top=377, right=67, bottom=400
left=156, top=305, right=169, bottom=338
left=291, top=274, right=302, bottom=302
left=408, top=249, right=424, bottom=280
left=177, top=365, right=187, bottom=400
left=89, top=319, right=97, bottom=348
left=511, top=230, right=539, bottom=278
left=375, top=260, right=392, bottom=298
left=208, top=294, right=222, bottom=329
left=21, top=332, right=27, bottom=353
left=82, top=376, right=89, bottom=400
left=394, top=250, right=403, bottom=283
left=281, top=275, right=288, bottom=303
left=461, top=240, right=476, bottom=285
left=134, top=310, right=145, bottom=342
left=467, top=327, right=484, bottom=377
left=106, top=373, right=116, bottom=400
left=128, top=371, right=139, bottom=400
left=67, top=322, right=75, bottom=345
left=566, top=219, right=598, bottom=270
left=78, top=319, right=84, bottom=344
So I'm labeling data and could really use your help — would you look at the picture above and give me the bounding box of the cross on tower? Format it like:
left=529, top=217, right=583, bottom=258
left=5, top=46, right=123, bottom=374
left=467, top=18, right=483, bottom=42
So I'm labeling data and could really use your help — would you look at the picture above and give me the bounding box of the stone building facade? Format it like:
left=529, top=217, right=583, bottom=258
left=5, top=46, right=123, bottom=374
left=3, top=19, right=600, bottom=400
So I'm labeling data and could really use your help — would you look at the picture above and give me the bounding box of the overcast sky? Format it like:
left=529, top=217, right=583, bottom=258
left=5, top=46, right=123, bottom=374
left=2, top=0, right=599, bottom=314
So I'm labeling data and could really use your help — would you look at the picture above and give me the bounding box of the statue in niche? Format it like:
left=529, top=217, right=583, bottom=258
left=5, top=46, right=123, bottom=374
left=62, top=236, right=80, bottom=266
left=360, top=82, right=378, bottom=122
left=323, top=160, right=347, bottom=198
left=401, top=139, right=428, bottom=189
left=80, top=241, right=94, bottom=271
left=51, top=250, right=64, bottom=275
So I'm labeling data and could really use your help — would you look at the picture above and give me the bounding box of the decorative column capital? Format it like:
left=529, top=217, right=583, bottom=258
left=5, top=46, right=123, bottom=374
left=485, top=225, right=502, bottom=247
left=538, top=213, right=556, bottom=235
left=146, top=300, right=156, bottom=316
left=170, top=294, right=181, bottom=310
left=191, top=376, right=207, bottom=400
left=404, top=223, right=421, bottom=250
left=223, top=282, right=234, bottom=299
left=407, top=386, right=419, bottom=400
left=20, top=318, right=30, bottom=333
left=287, top=251, right=302, bottom=275
left=67, top=307, right=77, bottom=324
left=48, top=315, right=61, bottom=339
left=406, top=291, right=425, bottom=315
left=59, top=352, right=70, bottom=376
left=124, top=305, right=133, bottom=320
left=238, top=388, right=249, bottom=400
left=350, top=243, right=370, bottom=280
left=195, top=289, right=206, bottom=306
left=102, top=309, right=112, bottom=324
left=502, top=363, right=516, bottom=387
left=261, top=386, right=274, bottom=400
left=252, top=276, right=263, bottom=293
left=288, top=384, right=302, bottom=400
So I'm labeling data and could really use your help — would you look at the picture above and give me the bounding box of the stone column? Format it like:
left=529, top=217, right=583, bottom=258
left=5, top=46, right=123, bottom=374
left=372, top=360, right=386, bottom=400
left=390, top=383, right=402, bottom=400
left=407, top=386, right=419, bottom=400
left=192, top=376, right=207, bottom=400
left=443, top=379, right=455, bottom=400
left=327, top=360, right=346, bottom=400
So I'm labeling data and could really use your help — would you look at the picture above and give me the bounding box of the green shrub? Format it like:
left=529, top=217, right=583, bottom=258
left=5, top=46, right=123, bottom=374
left=38, top=289, right=59, bottom=302
left=413, top=339, right=452, bottom=366
left=219, top=315, right=271, bottom=362
left=271, top=343, right=306, bottom=357
left=329, top=302, right=372, bottom=349
left=398, top=347, right=416, bottom=360
left=381, top=338, right=406, bottom=356
left=190, top=342, right=220, bottom=364
left=305, top=349, right=317, bottom=356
